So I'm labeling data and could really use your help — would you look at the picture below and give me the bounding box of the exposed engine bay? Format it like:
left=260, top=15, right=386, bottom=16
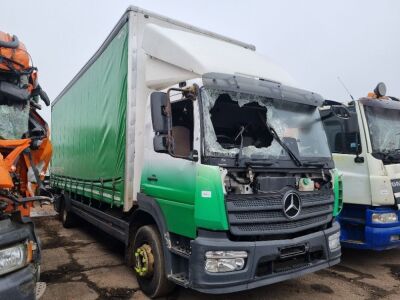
left=222, top=168, right=333, bottom=195
left=221, top=167, right=335, bottom=240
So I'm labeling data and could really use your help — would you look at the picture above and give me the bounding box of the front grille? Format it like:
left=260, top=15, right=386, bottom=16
left=226, top=189, right=333, bottom=237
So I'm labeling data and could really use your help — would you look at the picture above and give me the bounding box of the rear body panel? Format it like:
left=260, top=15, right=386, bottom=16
left=51, top=23, right=128, bottom=207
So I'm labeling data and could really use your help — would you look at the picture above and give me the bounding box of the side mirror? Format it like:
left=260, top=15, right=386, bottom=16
left=150, top=92, right=169, bottom=133
left=153, top=134, right=168, bottom=152
left=331, top=105, right=351, bottom=119
left=354, top=156, right=364, bottom=163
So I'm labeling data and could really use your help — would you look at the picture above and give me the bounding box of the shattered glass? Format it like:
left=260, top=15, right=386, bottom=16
left=201, top=87, right=331, bottom=160
left=365, top=106, right=400, bottom=152
left=0, top=104, right=29, bottom=139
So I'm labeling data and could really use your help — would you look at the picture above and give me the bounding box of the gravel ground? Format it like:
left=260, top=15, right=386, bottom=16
left=32, top=208, right=400, bottom=300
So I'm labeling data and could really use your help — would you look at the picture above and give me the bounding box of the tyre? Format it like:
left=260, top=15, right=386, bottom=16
left=129, top=225, right=175, bottom=298
left=59, top=198, right=78, bottom=228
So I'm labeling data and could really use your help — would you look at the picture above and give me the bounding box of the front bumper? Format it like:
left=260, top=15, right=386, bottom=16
left=339, top=207, right=400, bottom=250
left=363, top=225, right=400, bottom=250
left=189, top=221, right=340, bottom=294
left=0, top=264, right=38, bottom=300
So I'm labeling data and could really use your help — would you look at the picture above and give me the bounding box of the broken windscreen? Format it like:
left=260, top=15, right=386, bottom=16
left=364, top=105, right=400, bottom=154
left=0, top=104, right=29, bottom=139
left=201, top=88, right=331, bottom=162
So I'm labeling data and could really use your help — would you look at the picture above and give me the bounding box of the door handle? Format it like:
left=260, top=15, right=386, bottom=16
left=147, top=175, right=158, bottom=182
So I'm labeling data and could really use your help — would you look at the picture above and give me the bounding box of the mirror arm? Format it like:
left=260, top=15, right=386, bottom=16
left=330, top=105, right=351, bottom=120
left=354, top=132, right=364, bottom=163
left=166, top=135, right=198, bottom=161
left=167, top=85, right=198, bottom=102
left=320, top=111, right=334, bottom=121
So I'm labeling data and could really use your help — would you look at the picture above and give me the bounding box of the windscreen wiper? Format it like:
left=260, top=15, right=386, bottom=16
left=265, top=121, right=303, bottom=167
left=234, top=126, right=245, bottom=166
left=381, top=149, right=400, bottom=162
left=302, top=161, right=327, bottom=168
left=234, top=125, right=277, bottom=167
left=241, top=158, right=276, bottom=168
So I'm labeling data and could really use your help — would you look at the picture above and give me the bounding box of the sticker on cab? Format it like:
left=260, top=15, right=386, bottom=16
left=201, top=191, right=212, bottom=198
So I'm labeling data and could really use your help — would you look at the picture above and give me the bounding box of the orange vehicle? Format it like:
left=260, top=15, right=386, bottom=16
left=0, top=31, right=51, bottom=300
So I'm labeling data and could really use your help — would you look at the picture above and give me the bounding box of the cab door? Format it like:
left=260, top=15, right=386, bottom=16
left=323, top=103, right=371, bottom=205
left=142, top=91, right=200, bottom=238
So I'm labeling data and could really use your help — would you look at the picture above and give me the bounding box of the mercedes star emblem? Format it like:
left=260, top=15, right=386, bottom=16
left=283, top=192, right=302, bottom=219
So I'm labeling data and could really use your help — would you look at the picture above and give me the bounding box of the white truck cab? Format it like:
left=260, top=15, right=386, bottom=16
left=321, top=83, right=400, bottom=250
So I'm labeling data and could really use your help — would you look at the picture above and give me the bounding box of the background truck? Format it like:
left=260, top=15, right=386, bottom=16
left=0, top=31, right=52, bottom=299
left=51, top=6, right=341, bottom=298
left=321, top=83, right=400, bottom=250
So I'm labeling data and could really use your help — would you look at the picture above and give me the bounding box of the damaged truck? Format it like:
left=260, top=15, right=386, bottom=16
left=0, top=31, right=52, bottom=299
left=50, top=6, right=341, bottom=298
left=322, top=83, right=400, bottom=250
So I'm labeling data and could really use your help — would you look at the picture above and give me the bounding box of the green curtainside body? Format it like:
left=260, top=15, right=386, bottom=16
left=51, top=24, right=129, bottom=207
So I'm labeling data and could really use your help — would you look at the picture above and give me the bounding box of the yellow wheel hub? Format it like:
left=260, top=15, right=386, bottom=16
left=134, top=244, right=154, bottom=277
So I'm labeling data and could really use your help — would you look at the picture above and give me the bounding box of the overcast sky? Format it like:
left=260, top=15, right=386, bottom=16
left=3, top=0, right=400, bottom=123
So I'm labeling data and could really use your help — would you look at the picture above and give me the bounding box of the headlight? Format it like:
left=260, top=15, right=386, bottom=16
left=328, top=232, right=341, bottom=251
left=205, top=251, right=247, bottom=273
left=0, top=243, right=27, bottom=276
left=372, top=212, right=398, bottom=224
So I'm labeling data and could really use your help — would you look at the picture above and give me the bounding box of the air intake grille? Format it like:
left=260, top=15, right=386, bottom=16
left=226, top=190, right=333, bottom=236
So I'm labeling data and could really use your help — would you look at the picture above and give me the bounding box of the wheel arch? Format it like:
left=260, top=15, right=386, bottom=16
left=127, top=193, right=173, bottom=273
left=128, top=193, right=169, bottom=237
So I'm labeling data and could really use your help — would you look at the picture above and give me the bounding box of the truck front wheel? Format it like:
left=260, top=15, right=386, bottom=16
left=59, top=199, right=78, bottom=228
left=130, top=225, right=175, bottom=298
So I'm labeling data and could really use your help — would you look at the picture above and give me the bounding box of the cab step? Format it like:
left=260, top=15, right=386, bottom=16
left=36, top=282, right=47, bottom=299
left=168, top=272, right=189, bottom=287
left=170, top=245, right=191, bottom=258
left=168, top=232, right=191, bottom=258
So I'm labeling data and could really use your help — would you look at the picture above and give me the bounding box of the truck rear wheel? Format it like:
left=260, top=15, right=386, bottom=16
left=130, top=225, right=175, bottom=298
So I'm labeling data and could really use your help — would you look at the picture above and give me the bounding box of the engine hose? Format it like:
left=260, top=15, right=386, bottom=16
left=7, top=194, right=52, bottom=204
left=27, top=150, right=44, bottom=189
left=227, top=173, right=251, bottom=185
left=0, top=35, right=19, bottom=49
